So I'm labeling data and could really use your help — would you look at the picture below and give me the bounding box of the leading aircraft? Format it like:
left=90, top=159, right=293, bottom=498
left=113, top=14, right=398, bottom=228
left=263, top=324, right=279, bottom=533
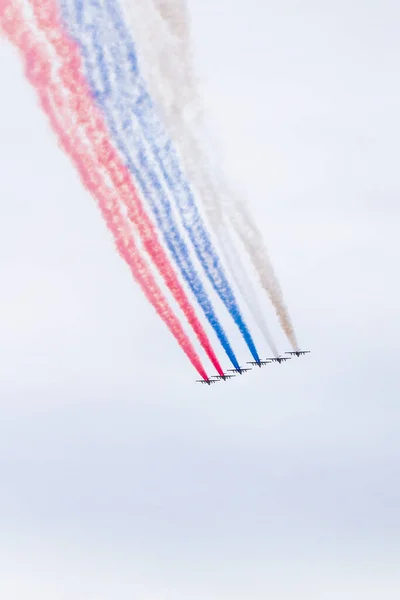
left=212, top=373, right=236, bottom=381
left=267, top=356, right=291, bottom=364
left=228, top=367, right=251, bottom=375
left=196, top=378, right=219, bottom=385
left=247, top=360, right=271, bottom=368
left=285, top=350, right=311, bottom=357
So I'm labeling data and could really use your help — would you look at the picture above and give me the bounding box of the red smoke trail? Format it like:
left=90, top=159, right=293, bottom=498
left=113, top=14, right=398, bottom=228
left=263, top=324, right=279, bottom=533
left=0, top=0, right=213, bottom=379
left=27, top=0, right=225, bottom=376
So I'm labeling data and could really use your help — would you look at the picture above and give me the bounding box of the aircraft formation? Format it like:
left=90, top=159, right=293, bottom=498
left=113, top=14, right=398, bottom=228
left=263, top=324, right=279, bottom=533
left=196, top=351, right=311, bottom=385
left=5, top=0, right=307, bottom=384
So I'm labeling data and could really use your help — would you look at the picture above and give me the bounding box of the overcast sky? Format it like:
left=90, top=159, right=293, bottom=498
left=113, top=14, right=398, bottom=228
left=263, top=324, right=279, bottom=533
left=1, top=0, right=399, bottom=598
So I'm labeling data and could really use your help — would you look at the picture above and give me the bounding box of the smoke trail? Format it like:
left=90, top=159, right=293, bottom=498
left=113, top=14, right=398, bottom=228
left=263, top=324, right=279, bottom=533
left=151, top=0, right=200, bottom=117
left=1, top=0, right=220, bottom=379
left=29, top=0, right=230, bottom=377
left=216, top=226, right=279, bottom=355
left=119, top=0, right=200, bottom=127
left=185, top=168, right=280, bottom=356
left=54, top=0, right=249, bottom=367
left=225, top=196, right=298, bottom=350
left=131, top=0, right=298, bottom=350
left=117, top=1, right=278, bottom=354
left=62, top=0, right=260, bottom=363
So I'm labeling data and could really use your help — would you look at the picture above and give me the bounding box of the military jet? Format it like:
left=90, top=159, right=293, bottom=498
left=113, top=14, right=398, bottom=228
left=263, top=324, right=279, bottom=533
left=285, top=350, right=311, bottom=357
left=227, top=367, right=251, bottom=375
left=267, top=356, right=291, bottom=364
left=247, top=360, right=271, bottom=368
left=196, top=378, right=219, bottom=385
left=212, top=373, right=236, bottom=381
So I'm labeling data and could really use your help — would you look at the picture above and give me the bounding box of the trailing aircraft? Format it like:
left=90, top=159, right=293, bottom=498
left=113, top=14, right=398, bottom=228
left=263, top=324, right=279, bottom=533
left=212, top=373, right=236, bottom=381
left=196, top=378, right=219, bottom=385
left=267, top=356, right=291, bottom=364
left=227, top=367, right=251, bottom=375
left=246, top=360, right=271, bottom=368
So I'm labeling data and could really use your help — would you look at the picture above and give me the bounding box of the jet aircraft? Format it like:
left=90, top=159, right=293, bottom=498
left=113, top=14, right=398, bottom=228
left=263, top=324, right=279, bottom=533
left=285, top=350, right=311, bottom=357
left=212, top=373, right=236, bottom=381
left=247, top=360, right=271, bottom=368
left=196, top=378, right=219, bottom=385
left=267, top=356, right=291, bottom=363
left=228, top=367, right=251, bottom=375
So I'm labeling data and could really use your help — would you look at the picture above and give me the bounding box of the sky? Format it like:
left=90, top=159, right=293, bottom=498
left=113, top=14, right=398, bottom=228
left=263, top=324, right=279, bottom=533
left=1, top=0, right=400, bottom=598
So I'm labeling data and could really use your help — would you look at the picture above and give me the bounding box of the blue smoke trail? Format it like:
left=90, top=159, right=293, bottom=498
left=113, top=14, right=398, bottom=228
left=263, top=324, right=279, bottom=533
left=60, top=0, right=259, bottom=363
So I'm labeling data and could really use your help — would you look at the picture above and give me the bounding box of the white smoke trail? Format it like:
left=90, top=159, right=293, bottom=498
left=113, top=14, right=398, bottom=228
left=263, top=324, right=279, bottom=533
left=217, top=224, right=278, bottom=355
left=120, top=0, right=297, bottom=351
left=118, top=0, right=198, bottom=126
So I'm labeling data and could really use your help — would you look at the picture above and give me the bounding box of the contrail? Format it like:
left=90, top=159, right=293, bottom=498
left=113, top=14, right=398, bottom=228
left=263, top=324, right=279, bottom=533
left=2, top=0, right=223, bottom=378
left=127, top=0, right=298, bottom=350
left=59, top=0, right=261, bottom=363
